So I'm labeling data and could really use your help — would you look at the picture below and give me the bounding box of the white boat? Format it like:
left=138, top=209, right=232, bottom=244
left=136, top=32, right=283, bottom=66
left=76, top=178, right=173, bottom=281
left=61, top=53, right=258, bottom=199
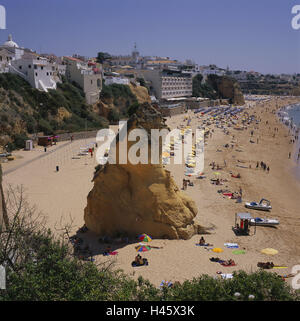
left=249, top=217, right=279, bottom=227
left=245, top=198, right=272, bottom=211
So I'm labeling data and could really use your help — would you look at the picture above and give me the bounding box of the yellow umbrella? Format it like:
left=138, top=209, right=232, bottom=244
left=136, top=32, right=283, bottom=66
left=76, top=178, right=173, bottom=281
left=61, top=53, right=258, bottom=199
left=162, top=152, right=170, bottom=157
left=214, top=172, right=221, bottom=175
left=187, top=163, right=196, bottom=168
left=212, top=248, right=223, bottom=253
left=261, top=248, right=278, bottom=255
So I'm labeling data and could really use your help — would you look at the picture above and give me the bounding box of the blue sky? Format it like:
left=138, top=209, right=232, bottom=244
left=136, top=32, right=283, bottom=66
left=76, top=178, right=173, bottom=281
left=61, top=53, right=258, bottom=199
left=1, top=0, right=300, bottom=74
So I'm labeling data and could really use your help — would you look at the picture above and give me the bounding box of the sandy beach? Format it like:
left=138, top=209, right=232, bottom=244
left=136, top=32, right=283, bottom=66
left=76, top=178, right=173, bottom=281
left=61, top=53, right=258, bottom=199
left=2, top=96, right=300, bottom=287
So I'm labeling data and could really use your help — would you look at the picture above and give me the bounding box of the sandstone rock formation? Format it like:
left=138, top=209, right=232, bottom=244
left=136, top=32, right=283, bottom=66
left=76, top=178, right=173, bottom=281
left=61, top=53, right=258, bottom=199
left=207, top=75, right=245, bottom=105
left=128, top=83, right=151, bottom=104
left=84, top=103, right=203, bottom=239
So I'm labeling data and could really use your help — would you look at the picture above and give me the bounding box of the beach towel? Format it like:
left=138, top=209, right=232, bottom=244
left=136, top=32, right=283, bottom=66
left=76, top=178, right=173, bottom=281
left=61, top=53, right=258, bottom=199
left=224, top=243, right=239, bottom=248
left=131, top=258, right=148, bottom=267
left=221, top=262, right=236, bottom=267
left=221, top=273, right=233, bottom=279
left=273, top=266, right=288, bottom=269
left=223, top=193, right=233, bottom=197
left=196, top=243, right=209, bottom=247
left=103, top=251, right=118, bottom=256
left=232, top=250, right=245, bottom=255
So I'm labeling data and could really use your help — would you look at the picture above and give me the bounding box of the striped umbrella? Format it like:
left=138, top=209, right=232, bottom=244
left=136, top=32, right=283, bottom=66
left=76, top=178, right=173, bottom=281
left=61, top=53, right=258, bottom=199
left=136, top=245, right=151, bottom=252
left=138, top=234, right=152, bottom=242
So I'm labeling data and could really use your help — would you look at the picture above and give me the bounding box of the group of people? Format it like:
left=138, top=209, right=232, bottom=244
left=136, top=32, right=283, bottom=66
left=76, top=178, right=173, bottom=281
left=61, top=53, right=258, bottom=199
left=256, top=161, right=270, bottom=173
left=182, top=179, right=193, bottom=190
left=132, top=254, right=148, bottom=267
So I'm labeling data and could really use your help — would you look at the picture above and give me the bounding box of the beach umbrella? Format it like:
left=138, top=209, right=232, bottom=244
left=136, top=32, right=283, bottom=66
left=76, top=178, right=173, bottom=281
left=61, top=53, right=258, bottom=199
left=212, top=248, right=223, bottom=253
left=136, top=245, right=151, bottom=252
left=214, top=172, right=221, bottom=176
left=162, top=152, right=170, bottom=158
left=138, top=234, right=152, bottom=242
left=261, top=248, right=278, bottom=255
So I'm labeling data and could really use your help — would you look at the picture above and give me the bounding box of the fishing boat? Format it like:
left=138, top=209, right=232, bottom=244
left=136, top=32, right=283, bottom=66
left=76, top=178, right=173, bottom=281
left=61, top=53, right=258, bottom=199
left=245, top=198, right=272, bottom=211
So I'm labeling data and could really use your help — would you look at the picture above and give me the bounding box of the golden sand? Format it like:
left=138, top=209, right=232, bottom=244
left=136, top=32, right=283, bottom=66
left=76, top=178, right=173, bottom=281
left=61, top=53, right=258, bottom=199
left=2, top=97, right=300, bottom=287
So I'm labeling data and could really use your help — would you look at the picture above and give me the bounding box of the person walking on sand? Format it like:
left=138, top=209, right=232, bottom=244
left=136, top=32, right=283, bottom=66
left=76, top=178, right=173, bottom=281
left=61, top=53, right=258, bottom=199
left=288, top=152, right=291, bottom=159
left=267, top=166, right=270, bottom=173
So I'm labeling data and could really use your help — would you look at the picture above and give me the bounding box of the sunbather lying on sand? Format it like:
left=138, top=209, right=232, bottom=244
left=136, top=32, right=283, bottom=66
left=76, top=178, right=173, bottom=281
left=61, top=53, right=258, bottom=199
left=221, top=259, right=236, bottom=267
left=257, top=262, right=274, bottom=269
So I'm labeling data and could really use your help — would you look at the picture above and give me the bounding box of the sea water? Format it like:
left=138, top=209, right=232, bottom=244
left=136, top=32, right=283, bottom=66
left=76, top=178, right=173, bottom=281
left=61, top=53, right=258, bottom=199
left=287, top=103, right=300, bottom=128
left=283, top=104, right=300, bottom=179
left=277, top=103, right=300, bottom=180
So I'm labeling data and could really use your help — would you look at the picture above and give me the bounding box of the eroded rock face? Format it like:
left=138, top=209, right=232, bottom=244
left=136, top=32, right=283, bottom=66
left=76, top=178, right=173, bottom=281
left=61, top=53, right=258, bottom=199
left=207, top=75, right=245, bottom=105
left=84, top=103, right=201, bottom=239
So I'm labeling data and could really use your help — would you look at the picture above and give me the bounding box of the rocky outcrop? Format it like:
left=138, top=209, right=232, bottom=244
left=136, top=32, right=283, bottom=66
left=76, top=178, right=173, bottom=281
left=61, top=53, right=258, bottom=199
left=207, top=75, right=245, bottom=105
left=84, top=103, right=203, bottom=239
left=128, top=83, right=151, bottom=104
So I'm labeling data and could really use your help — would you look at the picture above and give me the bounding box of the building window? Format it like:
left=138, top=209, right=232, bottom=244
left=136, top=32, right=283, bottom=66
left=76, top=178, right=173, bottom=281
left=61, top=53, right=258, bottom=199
left=28, top=65, right=31, bottom=68
left=19, top=66, right=22, bottom=70
left=41, top=66, right=43, bottom=70
left=35, top=72, right=38, bottom=76
left=46, top=72, right=49, bottom=76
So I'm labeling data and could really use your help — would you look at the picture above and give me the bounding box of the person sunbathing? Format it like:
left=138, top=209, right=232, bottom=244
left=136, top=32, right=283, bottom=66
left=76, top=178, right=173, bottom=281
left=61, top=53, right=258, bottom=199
left=103, top=246, right=111, bottom=255
left=135, top=254, right=142, bottom=264
left=222, top=259, right=236, bottom=266
left=199, top=237, right=206, bottom=245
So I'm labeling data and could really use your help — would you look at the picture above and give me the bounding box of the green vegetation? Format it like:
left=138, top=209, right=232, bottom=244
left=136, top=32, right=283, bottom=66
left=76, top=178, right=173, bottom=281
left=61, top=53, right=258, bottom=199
left=237, top=74, right=300, bottom=95
left=0, top=186, right=299, bottom=301
left=192, top=74, right=217, bottom=99
left=100, top=84, right=139, bottom=118
left=0, top=73, right=108, bottom=150
left=96, top=52, right=111, bottom=64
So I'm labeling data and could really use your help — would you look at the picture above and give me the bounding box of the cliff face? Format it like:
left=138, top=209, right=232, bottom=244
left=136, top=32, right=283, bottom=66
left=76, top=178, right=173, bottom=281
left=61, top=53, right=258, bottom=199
left=128, top=83, right=151, bottom=104
left=84, top=103, right=202, bottom=239
left=207, top=75, right=245, bottom=105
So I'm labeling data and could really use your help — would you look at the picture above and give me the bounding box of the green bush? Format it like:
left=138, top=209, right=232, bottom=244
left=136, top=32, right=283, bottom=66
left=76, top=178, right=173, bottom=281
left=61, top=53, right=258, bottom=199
left=0, top=74, right=109, bottom=150
left=12, top=133, right=29, bottom=149
left=38, top=119, right=53, bottom=135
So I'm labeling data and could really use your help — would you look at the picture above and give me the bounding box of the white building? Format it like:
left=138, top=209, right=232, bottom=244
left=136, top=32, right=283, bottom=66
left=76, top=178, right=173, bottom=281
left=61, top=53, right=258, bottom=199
left=0, top=34, right=24, bottom=72
left=139, top=69, right=192, bottom=100
left=104, top=76, right=129, bottom=85
left=9, top=55, right=57, bottom=91
left=0, top=35, right=61, bottom=92
left=64, top=56, right=102, bottom=104
left=198, top=65, right=226, bottom=77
